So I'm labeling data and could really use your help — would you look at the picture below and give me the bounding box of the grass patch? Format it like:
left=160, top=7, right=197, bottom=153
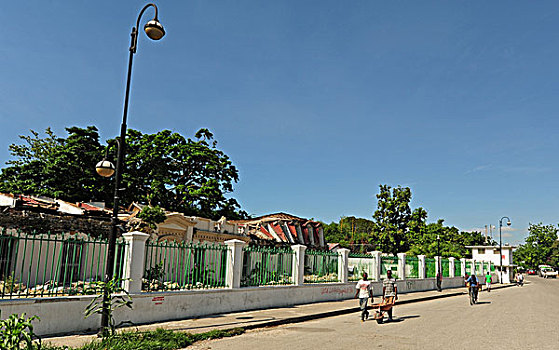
left=43, top=328, right=245, bottom=350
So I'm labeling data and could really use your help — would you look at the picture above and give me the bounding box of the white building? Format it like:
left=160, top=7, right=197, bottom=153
left=466, top=245, right=516, bottom=283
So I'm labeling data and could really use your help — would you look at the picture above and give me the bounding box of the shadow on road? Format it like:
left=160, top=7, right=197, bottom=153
left=385, top=315, right=420, bottom=323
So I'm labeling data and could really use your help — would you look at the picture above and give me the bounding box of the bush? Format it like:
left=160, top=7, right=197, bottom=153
left=43, top=328, right=245, bottom=350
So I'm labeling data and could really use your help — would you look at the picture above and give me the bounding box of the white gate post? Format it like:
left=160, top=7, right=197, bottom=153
left=449, top=257, right=455, bottom=278
left=224, top=239, right=246, bottom=289
left=338, top=248, right=350, bottom=283
left=370, top=251, right=382, bottom=281
left=122, top=231, right=150, bottom=294
left=418, top=255, right=426, bottom=279
left=291, top=245, right=307, bottom=285
left=460, top=258, right=467, bottom=277
left=397, top=253, right=406, bottom=280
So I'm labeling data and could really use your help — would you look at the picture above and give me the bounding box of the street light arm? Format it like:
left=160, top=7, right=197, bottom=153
left=136, top=3, right=159, bottom=29
left=130, top=3, right=160, bottom=53
left=102, top=139, right=121, bottom=160
left=499, top=216, right=511, bottom=226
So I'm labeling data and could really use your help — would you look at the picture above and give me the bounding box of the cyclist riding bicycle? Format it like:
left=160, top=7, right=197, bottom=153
left=466, top=274, right=479, bottom=304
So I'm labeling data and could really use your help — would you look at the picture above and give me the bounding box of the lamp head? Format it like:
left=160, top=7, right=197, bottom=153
left=144, top=19, right=165, bottom=40
left=96, top=160, right=115, bottom=177
left=507, top=220, right=511, bottom=226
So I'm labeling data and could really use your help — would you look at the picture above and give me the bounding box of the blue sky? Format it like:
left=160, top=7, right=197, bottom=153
left=2, top=1, right=559, bottom=244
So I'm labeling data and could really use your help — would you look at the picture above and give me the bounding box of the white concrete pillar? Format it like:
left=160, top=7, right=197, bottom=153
left=397, top=253, right=406, bottom=280
left=435, top=256, right=441, bottom=277
left=449, top=257, right=455, bottom=278
left=337, top=248, right=350, bottom=283
left=122, top=231, right=150, bottom=294
left=460, top=258, right=466, bottom=277
left=224, top=239, right=247, bottom=289
left=370, top=251, right=382, bottom=281
left=471, top=259, right=476, bottom=276
left=291, top=244, right=307, bottom=286
left=418, top=255, right=426, bottom=279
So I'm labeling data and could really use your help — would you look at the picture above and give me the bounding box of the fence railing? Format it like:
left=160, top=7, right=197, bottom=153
left=348, top=253, right=374, bottom=281
left=0, top=229, right=127, bottom=299
left=143, top=240, right=228, bottom=291
left=441, top=259, right=450, bottom=278
left=380, top=256, right=399, bottom=279
left=241, top=246, right=294, bottom=287
left=405, top=256, right=419, bottom=279
left=304, top=250, right=339, bottom=283
left=425, top=258, right=436, bottom=278
left=454, top=261, right=462, bottom=277
left=465, top=261, right=472, bottom=274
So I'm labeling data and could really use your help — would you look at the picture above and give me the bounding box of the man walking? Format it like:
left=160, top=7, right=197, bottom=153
left=485, top=271, right=492, bottom=292
left=382, top=270, right=398, bottom=322
left=355, top=272, right=372, bottom=322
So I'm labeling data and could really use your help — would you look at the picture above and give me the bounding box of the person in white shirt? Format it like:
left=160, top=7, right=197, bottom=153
left=354, top=272, right=373, bottom=322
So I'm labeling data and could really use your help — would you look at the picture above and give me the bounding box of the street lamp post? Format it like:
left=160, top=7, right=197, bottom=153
left=436, top=234, right=442, bottom=291
left=95, top=3, right=165, bottom=335
left=498, top=216, right=511, bottom=284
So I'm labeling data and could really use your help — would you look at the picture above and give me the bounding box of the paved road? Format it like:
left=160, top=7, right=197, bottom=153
left=189, top=277, right=559, bottom=350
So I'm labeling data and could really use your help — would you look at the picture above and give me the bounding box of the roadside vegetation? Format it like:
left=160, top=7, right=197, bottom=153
left=42, top=328, right=245, bottom=350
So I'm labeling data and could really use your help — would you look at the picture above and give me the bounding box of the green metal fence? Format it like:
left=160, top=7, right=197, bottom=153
left=465, top=261, right=472, bottom=275
left=241, top=246, right=294, bottom=287
left=348, top=253, right=374, bottom=281
left=304, top=250, right=339, bottom=283
left=0, top=229, right=127, bottom=299
left=441, top=259, right=450, bottom=278
left=454, top=260, right=462, bottom=276
left=143, top=240, right=228, bottom=291
left=475, top=262, right=483, bottom=275
left=380, top=256, right=398, bottom=279
left=425, top=257, right=436, bottom=278
left=490, top=262, right=496, bottom=272
left=405, top=256, right=419, bottom=279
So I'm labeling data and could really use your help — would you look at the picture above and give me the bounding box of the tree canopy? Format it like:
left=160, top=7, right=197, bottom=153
left=323, top=184, right=488, bottom=258
left=514, top=223, right=559, bottom=269
left=0, top=126, right=247, bottom=220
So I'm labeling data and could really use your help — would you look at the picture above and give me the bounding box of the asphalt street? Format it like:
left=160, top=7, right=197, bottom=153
left=188, top=277, right=559, bottom=350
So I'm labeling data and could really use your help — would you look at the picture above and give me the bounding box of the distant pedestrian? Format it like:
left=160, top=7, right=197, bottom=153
left=355, top=272, right=372, bottom=322
left=466, top=274, right=479, bottom=304
left=485, top=271, right=492, bottom=292
left=382, top=270, right=398, bottom=321
left=516, top=272, right=524, bottom=286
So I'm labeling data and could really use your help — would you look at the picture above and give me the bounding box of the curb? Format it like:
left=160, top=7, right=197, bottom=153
left=243, top=283, right=515, bottom=331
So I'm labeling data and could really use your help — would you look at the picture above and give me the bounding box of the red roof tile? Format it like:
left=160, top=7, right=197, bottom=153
left=287, top=223, right=298, bottom=240
left=270, top=223, right=287, bottom=242
left=259, top=226, right=274, bottom=239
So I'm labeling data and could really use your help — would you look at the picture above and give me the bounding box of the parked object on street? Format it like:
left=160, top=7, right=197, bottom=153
left=527, top=269, right=537, bottom=275
left=371, top=298, right=395, bottom=324
left=538, top=265, right=557, bottom=278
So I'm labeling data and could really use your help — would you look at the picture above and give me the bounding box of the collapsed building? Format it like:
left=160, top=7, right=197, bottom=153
left=231, top=212, right=325, bottom=248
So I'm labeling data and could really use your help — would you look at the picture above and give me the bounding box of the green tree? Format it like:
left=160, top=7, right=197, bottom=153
left=372, top=185, right=412, bottom=255
left=0, top=126, right=247, bottom=220
left=0, top=126, right=110, bottom=202
left=514, top=223, right=559, bottom=269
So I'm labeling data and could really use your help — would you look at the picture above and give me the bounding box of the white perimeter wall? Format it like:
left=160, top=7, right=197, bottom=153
left=0, top=277, right=466, bottom=336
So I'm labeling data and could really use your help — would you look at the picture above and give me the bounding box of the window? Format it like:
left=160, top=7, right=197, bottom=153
left=60, top=240, right=84, bottom=285
left=478, top=248, right=485, bottom=255
left=0, top=235, right=17, bottom=279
